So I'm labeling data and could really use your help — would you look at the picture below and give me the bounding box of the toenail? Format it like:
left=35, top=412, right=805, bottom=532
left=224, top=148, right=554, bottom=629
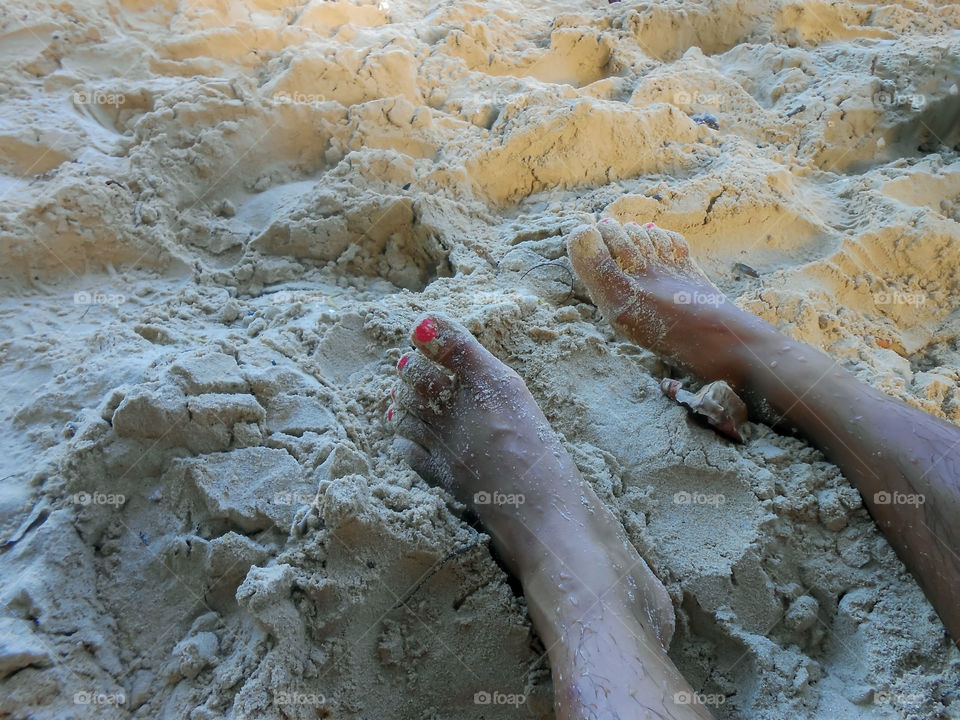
left=387, top=407, right=394, bottom=421
left=645, top=222, right=656, bottom=229
left=397, top=354, right=410, bottom=371
left=601, top=217, right=612, bottom=223
left=414, top=318, right=438, bottom=343
left=626, top=221, right=639, bottom=226
left=391, top=389, right=396, bottom=398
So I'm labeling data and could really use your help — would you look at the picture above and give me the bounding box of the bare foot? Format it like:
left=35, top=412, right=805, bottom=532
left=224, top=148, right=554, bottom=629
left=389, top=314, right=714, bottom=719
left=567, top=219, right=768, bottom=390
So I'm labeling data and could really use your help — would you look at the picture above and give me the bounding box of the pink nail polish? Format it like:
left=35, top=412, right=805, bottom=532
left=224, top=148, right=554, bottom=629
left=645, top=222, right=656, bottom=229
left=601, top=217, right=612, bottom=223
left=414, top=318, right=438, bottom=343
left=397, top=354, right=410, bottom=370
left=387, top=408, right=394, bottom=421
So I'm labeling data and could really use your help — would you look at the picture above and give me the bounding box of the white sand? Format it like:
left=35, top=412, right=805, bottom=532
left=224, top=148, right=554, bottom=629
left=1, top=0, right=959, bottom=718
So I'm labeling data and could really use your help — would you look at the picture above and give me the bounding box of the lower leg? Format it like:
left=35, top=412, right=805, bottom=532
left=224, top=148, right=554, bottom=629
left=389, top=314, right=715, bottom=718
left=567, top=219, right=960, bottom=646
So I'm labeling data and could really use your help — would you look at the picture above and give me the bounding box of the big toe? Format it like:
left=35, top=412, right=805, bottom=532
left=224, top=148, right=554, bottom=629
left=410, top=313, right=499, bottom=379
left=566, top=224, right=636, bottom=315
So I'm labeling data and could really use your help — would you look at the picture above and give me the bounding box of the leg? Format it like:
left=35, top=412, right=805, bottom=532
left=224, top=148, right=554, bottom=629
left=390, top=314, right=716, bottom=719
left=567, top=219, right=960, bottom=646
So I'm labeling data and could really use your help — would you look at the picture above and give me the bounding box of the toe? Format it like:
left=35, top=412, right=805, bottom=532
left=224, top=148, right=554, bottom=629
left=394, top=437, right=437, bottom=481
left=398, top=351, right=451, bottom=400
left=393, top=409, right=439, bottom=448
left=645, top=225, right=691, bottom=266
left=410, top=313, right=498, bottom=377
left=644, top=224, right=676, bottom=262
left=623, top=222, right=658, bottom=261
left=597, top=218, right=645, bottom=274
left=566, top=224, right=637, bottom=315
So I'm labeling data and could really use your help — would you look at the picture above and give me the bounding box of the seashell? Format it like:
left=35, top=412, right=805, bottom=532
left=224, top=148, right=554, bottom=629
left=660, top=378, right=749, bottom=443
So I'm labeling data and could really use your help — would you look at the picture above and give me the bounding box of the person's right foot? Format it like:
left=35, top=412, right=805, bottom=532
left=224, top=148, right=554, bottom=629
left=567, top=219, right=766, bottom=390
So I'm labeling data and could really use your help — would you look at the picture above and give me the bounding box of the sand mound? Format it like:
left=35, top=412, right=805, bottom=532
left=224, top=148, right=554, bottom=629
left=1, top=0, right=958, bottom=718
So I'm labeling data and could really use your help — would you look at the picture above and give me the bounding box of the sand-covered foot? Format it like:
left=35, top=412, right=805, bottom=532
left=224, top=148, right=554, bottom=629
left=568, top=219, right=760, bottom=388
left=388, top=313, right=676, bottom=654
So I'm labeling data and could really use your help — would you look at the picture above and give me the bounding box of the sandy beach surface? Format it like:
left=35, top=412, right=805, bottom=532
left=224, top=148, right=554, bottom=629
left=1, top=0, right=959, bottom=718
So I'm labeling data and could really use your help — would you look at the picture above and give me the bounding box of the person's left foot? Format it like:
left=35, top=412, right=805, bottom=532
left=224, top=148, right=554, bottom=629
left=387, top=313, right=676, bottom=651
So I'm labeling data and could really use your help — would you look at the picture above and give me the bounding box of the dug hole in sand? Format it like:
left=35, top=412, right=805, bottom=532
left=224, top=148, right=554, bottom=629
left=1, top=0, right=959, bottom=718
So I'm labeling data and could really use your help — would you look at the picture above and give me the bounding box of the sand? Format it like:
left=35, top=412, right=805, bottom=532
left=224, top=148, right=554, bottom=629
left=1, top=0, right=959, bottom=718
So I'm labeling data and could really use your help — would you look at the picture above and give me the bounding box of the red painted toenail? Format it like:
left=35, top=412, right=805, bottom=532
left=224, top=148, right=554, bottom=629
left=601, top=217, right=612, bottom=223
left=397, top=354, right=410, bottom=370
left=414, top=318, right=438, bottom=343
left=387, top=408, right=394, bottom=421
left=645, top=222, right=656, bottom=229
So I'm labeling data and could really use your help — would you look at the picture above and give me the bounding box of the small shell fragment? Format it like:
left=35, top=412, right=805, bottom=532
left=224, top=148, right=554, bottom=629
left=661, top=378, right=749, bottom=443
